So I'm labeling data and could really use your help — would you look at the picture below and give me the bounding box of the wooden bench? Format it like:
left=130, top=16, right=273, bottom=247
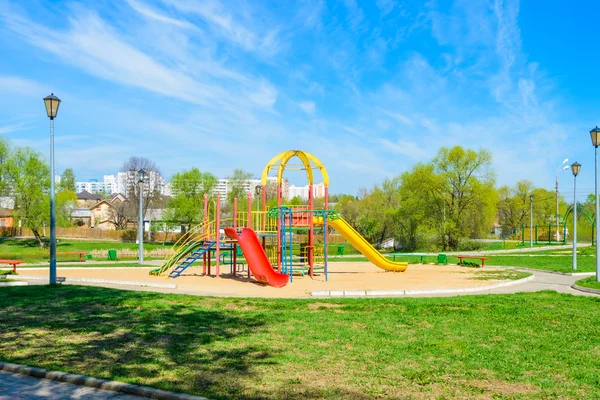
left=456, top=255, right=491, bottom=268
left=56, top=252, right=87, bottom=262
left=390, top=253, right=428, bottom=263
left=0, top=260, right=24, bottom=273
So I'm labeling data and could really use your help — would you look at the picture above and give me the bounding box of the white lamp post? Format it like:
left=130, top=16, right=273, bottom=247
left=556, top=159, right=569, bottom=242
left=43, top=93, right=61, bottom=285
left=571, top=162, right=581, bottom=271
left=590, top=126, right=600, bottom=281
left=138, top=169, right=146, bottom=264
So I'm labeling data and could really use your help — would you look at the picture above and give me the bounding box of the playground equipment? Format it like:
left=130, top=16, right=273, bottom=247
left=152, top=150, right=408, bottom=287
left=328, top=217, right=408, bottom=272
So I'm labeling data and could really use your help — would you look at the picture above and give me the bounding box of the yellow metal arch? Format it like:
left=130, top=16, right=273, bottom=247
left=277, top=151, right=313, bottom=185
left=260, top=150, right=329, bottom=188
left=304, top=152, right=329, bottom=187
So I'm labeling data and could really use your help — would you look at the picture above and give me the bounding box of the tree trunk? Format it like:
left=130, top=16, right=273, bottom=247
left=32, top=228, right=44, bottom=248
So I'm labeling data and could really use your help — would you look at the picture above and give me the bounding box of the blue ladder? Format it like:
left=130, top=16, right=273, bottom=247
left=169, top=241, right=216, bottom=279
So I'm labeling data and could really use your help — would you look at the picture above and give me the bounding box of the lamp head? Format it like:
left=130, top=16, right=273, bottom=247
left=590, top=127, right=600, bottom=147
left=138, top=168, right=146, bottom=183
left=571, top=162, right=581, bottom=177
left=255, top=185, right=262, bottom=195
left=530, top=194, right=534, bottom=202
left=43, top=93, right=61, bottom=119
left=562, top=158, right=569, bottom=164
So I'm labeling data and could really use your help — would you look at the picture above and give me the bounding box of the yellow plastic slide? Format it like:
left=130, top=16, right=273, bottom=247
left=328, top=217, right=408, bottom=272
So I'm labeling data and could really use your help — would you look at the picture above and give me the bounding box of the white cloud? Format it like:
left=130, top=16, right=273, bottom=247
left=377, top=138, right=428, bottom=159
left=299, top=101, right=316, bottom=115
left=0, top=75, right=50, bottom=96
left=0, top=122, right=29, bottom=135
left=163, top=0, right=283, bottom=57
left=126, top=0, right=197, bottom=30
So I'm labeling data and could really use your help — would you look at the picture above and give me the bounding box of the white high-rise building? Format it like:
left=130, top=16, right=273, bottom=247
left=117, top=170, right=167, bottom=197
left=212, top=177, right=279, bottom=201
left=76, top=171, right=168, bottom=197
left=287, top=182, right=326, bottom=201
left=103, top=175, right=117, bottom=194
left=75, top=179, right=105, bottom=194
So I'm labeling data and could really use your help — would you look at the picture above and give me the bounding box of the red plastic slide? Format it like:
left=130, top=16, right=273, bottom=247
left=224, top=228, right=290, bottom=288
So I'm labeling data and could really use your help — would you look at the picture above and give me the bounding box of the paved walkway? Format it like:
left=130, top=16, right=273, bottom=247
left=0, top=370, right=144, bottom=399
left=404, top=269, right=598, bottom=298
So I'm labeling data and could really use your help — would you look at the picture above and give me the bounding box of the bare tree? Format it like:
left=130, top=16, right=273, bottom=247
left=122, top=157, right=162, bottom=228
left=106, top=200, right=133, bottom=230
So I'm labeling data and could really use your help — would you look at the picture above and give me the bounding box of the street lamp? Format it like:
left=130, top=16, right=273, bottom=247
left=138, top=168, right=146, bottom=264
left=529, top=194, right=534, bottom=248
left=571, top=162, right=581, bottom=271
left=255, top=185, right=262, bottom=212
left=590, top=126, right=600, bottom=281
left=43, top=93, right=61, bottom=285
left=556, top=159, right=569, bottom=242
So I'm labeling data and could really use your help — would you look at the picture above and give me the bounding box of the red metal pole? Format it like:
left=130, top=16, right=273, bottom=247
left=216, top=196, right=221, bottom=277
left=247, top=193, right=252, bottom=229
left=203, top=194, right=208, bottom=275
left=308, top=184, right=314, bottom=277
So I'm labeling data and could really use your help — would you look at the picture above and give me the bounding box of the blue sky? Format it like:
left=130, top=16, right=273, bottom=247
left=0, top=0, right=599, bottom=199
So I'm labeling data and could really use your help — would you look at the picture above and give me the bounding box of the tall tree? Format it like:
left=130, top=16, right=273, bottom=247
left=56, top=190, right=77, bottom=227
left=227, top=169, right=253, bottom=209
left=6, top=148, right=50, bottom=246
left=432, top=146, right=497, bottom=249
left=0, top=138, right=10, bottom=196
left=166, top=168, right=218, bottom=230
left=58, top=168, right=76, bottom=192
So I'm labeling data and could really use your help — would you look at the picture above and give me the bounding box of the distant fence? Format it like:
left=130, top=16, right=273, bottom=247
left=1, top=226, right=349, bottom=245
left=5, top=227, right=182, bottom=243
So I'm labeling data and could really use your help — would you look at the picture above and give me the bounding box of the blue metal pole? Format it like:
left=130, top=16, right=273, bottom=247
left=49, top=118, right=56, bottom=285
left=289, top=211, right=293, bottom=282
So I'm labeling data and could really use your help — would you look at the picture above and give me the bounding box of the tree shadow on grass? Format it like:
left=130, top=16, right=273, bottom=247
left=0, top=285, right=279, bottom=399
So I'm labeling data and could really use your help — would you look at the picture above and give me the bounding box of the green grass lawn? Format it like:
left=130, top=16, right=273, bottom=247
left=484, top=255, right=592, bottom=273
left=1, top=287, right=600, bottom=399
left=0, top=238, right=170, bottom=262
left=330, top=253, right=591, bottom=274
left=574, top=276, right=600, bottom=291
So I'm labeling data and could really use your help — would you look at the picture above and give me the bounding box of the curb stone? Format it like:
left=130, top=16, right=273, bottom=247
left=571, top=283, right=600, bottom=295
left=0, top=361, right=211, bottom=400
left=491, top=267, right=595, bottom=277
left=311, top=275, right=534, bottom=297
left=1, top=274, right=176, bottom=289
left=0, top=280, right=28, bottom=287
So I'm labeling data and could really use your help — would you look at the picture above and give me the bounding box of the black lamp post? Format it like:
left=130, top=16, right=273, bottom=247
left=138, top=169, right=146, bottom=264
left=255, top=185, right=262, bottom=212
left=43, top=93, right=61, bottom=285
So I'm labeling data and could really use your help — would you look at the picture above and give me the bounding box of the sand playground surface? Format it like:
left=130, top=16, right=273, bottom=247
left=15, top=262, right=515, bottom=298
